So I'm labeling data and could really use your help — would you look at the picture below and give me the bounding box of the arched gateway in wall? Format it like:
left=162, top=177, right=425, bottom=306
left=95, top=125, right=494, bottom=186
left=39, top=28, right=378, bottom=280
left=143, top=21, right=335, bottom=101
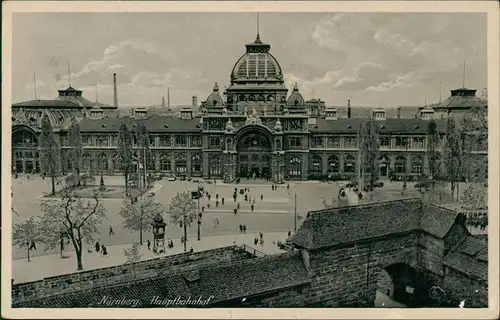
left=235, top=125, right=273, bottom=179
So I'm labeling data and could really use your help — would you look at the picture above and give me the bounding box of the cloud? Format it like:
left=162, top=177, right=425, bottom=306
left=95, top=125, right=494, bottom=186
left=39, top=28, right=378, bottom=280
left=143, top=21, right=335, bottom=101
left=284, top=70, right=342, bottom=96
left=333, top=62, right=388, bottom=90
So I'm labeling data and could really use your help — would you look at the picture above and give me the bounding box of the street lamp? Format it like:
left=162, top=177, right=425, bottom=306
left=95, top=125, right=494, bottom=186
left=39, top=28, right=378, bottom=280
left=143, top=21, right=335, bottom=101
left=192, top=189, right=202, bottom=241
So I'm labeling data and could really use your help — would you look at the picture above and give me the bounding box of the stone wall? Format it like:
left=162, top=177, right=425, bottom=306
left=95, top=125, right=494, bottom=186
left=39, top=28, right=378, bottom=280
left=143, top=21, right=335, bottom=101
left=417, top=233, right=445, bottom=277
left=12, top=245, right=252, bottom=304
left=444, top=267, right=488, bottom=307
left=297, top=233, right=419, bottom=307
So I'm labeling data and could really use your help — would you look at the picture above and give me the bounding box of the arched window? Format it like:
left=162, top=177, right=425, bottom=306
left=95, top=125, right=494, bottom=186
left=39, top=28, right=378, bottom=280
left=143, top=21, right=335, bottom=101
left=328, top=155, right=339, bottom=173
left=395, top=156, right=406, bottom=174
left=209, top=154, right=222, bottom=176
left=12, top=130, right=38, bottom=147
left=344, top=155, right=356, bottom=173
left=309, top=154, right=322, bottom=173
left=287, top=156, right=302, bottom=178
left=160, top=154, right=171, bottom=171
left=98, top=152, right=108, bottom=171
left=192, top=154, right=202, bottom=173
left=83, top=153, right=92, bottom=172
left=176, top=154, right=188, bottom=173
left=249, top=95, right=256, bottom=101
left=412, top=155, right=424, bottom=174
left=147, top=153, right=156, bottom=171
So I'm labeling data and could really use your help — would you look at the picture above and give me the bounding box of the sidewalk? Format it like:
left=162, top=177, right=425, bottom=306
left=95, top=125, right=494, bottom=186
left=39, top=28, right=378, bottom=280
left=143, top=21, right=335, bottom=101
left=12, top=231, right=289, bottom=284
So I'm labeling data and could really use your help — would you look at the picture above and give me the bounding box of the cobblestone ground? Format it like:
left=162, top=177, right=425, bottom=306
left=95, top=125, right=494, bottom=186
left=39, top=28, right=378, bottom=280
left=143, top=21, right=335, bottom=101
left=11, top=174, right=339, bottom=259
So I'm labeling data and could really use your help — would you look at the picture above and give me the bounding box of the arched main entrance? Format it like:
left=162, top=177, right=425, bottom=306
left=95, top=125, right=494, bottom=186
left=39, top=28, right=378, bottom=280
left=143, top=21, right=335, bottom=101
left=12, top=127, right=40, bottom=173
left=236, top=130, right=272, bottom=179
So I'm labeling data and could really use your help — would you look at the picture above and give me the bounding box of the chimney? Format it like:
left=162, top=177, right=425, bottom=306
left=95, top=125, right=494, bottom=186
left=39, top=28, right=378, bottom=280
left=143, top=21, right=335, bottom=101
left=113, top=73, right=118, bottom=108
left=397, top=107, right=402, bottom=119
left=347, top=99, right=352, bottom=119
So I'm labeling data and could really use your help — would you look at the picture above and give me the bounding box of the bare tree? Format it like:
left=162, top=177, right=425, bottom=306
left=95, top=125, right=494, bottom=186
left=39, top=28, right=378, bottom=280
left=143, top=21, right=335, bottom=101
left=119, top=194, right=163, bottom=245
left=39, top=115, right=60, bottom=195
left=359, top=117, right=380, bottom=190
left=12, top=216, right=41, bottom=262
left=123, top=242, right=143, bottom=278
left=168, top=191, right=197, bottom=252
left=426, top=119, right=440, bottom=185
left=118, top=123, right=133, bottom=196
left=38, top=187, right=107, bottom=270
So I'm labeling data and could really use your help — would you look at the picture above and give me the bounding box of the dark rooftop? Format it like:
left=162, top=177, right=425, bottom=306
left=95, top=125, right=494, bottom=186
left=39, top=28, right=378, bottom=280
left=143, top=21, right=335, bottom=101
left=443, top=236, right=488, bottom=282
left=289, top=198, right=460, bottom=250
left=13, top=251, right=309, bottom=308
left=310, top=118, right=447, bottom=134
left=78, top=114, right=202, bottom=133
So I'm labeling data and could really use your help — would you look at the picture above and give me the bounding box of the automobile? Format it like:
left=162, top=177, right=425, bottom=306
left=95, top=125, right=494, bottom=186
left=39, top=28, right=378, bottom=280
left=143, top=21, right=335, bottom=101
left=167, top=175, right=177, bottom=181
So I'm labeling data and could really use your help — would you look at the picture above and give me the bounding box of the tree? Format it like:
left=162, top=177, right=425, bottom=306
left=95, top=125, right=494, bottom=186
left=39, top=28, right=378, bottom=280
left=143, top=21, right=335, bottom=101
left=359, top=118, right=380, bottom=190
left=443, top=117, right=462, bottom=197
left=118, top=123, right=133, bottom=196
left=426, top=119, right=440, bottom=184
left=68, top=117, right=83, bottom=185
left=460, top=184, right=487, bottom=209
left=38, top=186, right=107, bottom=270
left=39, top=115, right=60, bottom=195
left=168, top=191, right=197, bottom=252
left=135, top=122, right=152, bottom=189
left=12, top=216, right=41, bottom=262
left=123, top=242, right=143, bottom=278
left=119, top=194, right=163, bottom=245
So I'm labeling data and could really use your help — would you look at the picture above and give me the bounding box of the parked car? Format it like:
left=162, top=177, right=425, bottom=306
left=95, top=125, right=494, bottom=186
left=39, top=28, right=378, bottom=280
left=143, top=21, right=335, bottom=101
left=168, top=175, right=176, bottom=181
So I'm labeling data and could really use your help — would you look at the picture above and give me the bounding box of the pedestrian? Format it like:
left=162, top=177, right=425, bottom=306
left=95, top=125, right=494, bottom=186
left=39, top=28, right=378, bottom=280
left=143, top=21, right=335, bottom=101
left=202, top=206, right=205, bottom=212
left=259, top=232, right=263, bottom=239
left=287, top=184, right=290, bottom=190
left=251, top=203, right=254, bottom=212
left=237, top=203, right=240, bottom=210
left=239, top=224, right=243, bottom=233
left=260, top=194, right=263, bottom=201
left=245, top=194, right=248, bottom=202
left=216, top=200, right=219, bottom=208
left=216, top=194, right=219, bottom=200
left=243, top=225, right=247, bottom=234
left=214, top=179, right=216, bottom=185
left=234, top=208, right=237, bottom=215
left=101, top=245, right=108, bottom=256
left=222, top=198, right=225, bottom=206
left=254, top=237, right=258, bottom=245
left=190, top=247, right=194, bottom=253
left=95, top=241, right=100, bottom=253
left=147, top=240, right=151, bottom=251
left=207, top=203, right=211, bottom=209
left=208, top=194, right=211, bottom=201
left=109, top=226, right=115, bottom=235
left=260, top=238, right=264, bottom=246
left=253, top=199, right=256, bottom=204
left=29, top=241, right=37, bottom=251
left=288, top=230, right=292, bottom=237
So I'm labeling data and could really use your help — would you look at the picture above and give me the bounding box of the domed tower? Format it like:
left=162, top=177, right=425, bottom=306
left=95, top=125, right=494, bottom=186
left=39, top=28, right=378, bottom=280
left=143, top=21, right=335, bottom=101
left=202, top=82, right=225, bottom=114
left=225, top=33, right=288, bottom=114
left=286, top=82, right=307, bottom=114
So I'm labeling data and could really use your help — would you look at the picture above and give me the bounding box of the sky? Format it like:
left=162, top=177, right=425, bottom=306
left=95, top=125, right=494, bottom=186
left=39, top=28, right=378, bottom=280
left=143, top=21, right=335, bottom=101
left=12, top=12, right=487, bottom=107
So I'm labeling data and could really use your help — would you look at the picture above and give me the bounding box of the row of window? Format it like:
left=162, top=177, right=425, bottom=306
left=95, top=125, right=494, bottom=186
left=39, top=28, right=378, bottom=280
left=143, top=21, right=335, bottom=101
left=310, top=136, right=429, bottom=149
left=78, top=135, right=203, bottom=148
left=307, top=154, right=428, bottom=174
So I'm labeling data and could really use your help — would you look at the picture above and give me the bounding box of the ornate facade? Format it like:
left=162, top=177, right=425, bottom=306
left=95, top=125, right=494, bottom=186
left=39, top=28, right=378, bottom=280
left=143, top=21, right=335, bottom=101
left=11, top=35, right=487, bottom=183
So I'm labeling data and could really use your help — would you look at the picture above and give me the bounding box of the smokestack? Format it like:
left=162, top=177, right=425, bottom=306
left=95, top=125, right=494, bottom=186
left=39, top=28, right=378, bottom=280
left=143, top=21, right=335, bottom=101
left=113, top=73, right=118, bottom=108
left=347, top=99, right=352, bottom=119
left=397, top=107, right=402, bottom=119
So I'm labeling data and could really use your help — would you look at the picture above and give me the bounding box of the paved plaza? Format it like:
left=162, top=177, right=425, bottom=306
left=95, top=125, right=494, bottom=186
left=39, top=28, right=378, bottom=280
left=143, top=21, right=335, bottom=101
left=11, top=174, right=339, bottom=261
